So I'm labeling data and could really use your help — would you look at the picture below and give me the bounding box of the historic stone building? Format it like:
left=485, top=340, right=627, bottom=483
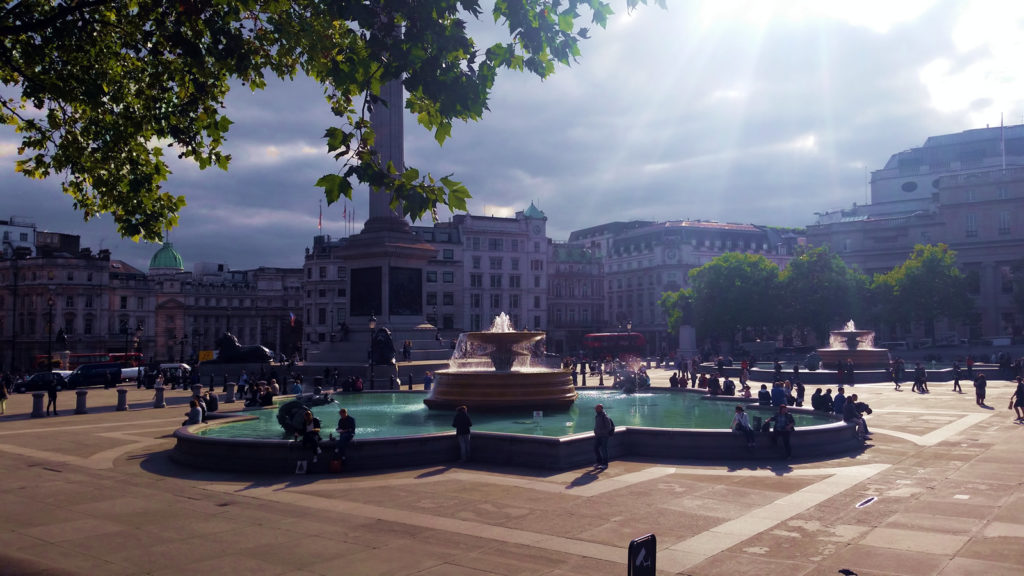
left=807, top=125, right=1024, bottom=341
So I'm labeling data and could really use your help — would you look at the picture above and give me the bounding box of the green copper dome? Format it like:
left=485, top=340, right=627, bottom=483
left=523, top=202, right=546, bottom=219
left=149, top=242, right=183, bottom=271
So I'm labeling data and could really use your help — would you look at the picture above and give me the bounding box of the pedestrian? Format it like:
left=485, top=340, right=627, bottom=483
left=183, top=399, right=202, bottom=425
left=842, top=393, right=870, bottom=440
left=952, top=361, right=962, bottom=393
left=973, top=373, right=987, bottom=406
left=46, top=377, right=59, bottom=416
left=592, top=404, right=614, bottom=469
left=0, top=378, right=8, bottom=415
left=1009, top=377, right=1024, bottom=421
left=452, top=405, right=472, bottom=462
left=335, top=408, right=356, bottom=460
left=732, top=405, right=755, bottom=449
left=423, top=371, right=433, bottom=391
left=768, top=404, right=796, bottom=458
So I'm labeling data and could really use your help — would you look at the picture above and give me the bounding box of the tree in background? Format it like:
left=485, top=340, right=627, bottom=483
left=778, top=246, right=868, bottom=345
left=870, top=244, right=974, bottom=339
left=658, top=288, right=692, bottom=336
left=1, top=0, right=660, bottom=241
left=685, top=252, right=781, bottom=346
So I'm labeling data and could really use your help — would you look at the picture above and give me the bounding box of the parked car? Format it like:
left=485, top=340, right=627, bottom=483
left=14, top=372, right=68, bottom=394
left=66, top=363, right=122, bottom=389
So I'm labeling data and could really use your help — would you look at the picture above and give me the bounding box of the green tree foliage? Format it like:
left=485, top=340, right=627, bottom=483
left=658, top=288, right=691, bottom=335
left=779, top=245, right=868, bottom=344
left=1, top=0, right=660, bottom=241
left=870, top=244, right=974, bottom=337
left=685, top=252, right=781, bottom=344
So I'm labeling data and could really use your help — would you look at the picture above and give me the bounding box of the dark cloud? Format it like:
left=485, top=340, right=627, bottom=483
left=1, top=1, right=1018, bottom=270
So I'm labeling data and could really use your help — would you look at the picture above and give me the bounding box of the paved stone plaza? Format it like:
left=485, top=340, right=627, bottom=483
left=0, top=372, right=1022, bottom=575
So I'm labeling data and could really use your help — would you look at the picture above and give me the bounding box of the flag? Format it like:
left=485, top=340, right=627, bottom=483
left=318, top=201, right=322, bottom=230
left=289, top=312, right=296, bottom=327
left=343, top=204, right=347, bottom=219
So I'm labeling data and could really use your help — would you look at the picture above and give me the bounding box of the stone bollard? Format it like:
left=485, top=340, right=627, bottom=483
left=116, top=388, right=129, bottom=411
left=224, top=382, right=236, bottom=403
left=647, top=359, right=652, bottom=369
left=153, top=386, right=166, bottom=408
left=190, top=384, right=202, bottom=397
left=75, top=389, right=88, bottom=414
left=408, top=372, right=414, bottom=390
left=31, top=392, right=45, bottom=418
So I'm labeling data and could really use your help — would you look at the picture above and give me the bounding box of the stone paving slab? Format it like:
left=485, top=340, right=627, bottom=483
left=0, top=375, right=1023, bottom=575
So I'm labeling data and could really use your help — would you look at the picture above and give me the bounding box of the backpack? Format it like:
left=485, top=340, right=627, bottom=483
left=607, top=417, right=615, bottom=436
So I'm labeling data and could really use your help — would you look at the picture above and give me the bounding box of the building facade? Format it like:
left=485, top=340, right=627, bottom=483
left=807, top=125, right=1024, bottom=340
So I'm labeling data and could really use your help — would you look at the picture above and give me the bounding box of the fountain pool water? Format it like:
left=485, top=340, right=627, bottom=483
left=198, top=389, right=836, bottom=440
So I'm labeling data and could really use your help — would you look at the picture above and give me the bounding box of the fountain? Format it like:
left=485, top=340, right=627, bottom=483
left=816, top=320, right=891, bottom=370
left=423, top=313, right=577, bottom=411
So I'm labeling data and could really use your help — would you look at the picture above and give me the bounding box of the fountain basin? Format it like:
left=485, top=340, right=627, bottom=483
left=424, top=369, right=576, bottom=411
left=170, top=390, right=864, bottom=473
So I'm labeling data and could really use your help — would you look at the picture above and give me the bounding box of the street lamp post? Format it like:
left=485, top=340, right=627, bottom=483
left=178, top=334, right=188, bottom=364
left=46, top=295, right=55, bottom=377
left=368, top=314, right=376, bottom=390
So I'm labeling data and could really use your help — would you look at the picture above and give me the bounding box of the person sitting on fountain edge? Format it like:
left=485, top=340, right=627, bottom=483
left=335, top=408, right=356, bottom=461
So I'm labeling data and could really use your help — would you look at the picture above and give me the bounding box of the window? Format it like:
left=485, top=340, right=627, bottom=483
left=509, top=294, right=520, bottom=309
left=65, top=296, right=74, bottom=308
left=471, top=293, right=481, bottom=309
left=534, top=275, right=541, bottom=288
left=426, top=292, right=438, bottom=305
left=490, top=294, right=501, bottom=308
left=469, top=237, right=480, bottom=250
left=66, top=271, right=73, bottom=281
left=998, top=186, right=1009, bottom=199
left=85, top=295, right=94, bottom=309
left=318, top=289, right=326, bottom=298
left=533, top=315, right=541, bottom=330
left=306, top=268, right=312, bottom=279
left=137, top=297, right=144, bottom=310
left=426, top=271, right=438, bottom=283
left=1001, top=267, right=1014, bottom=294
left=442, top=292, right=454, bottom=306
left=966, top=213, right=978, bottom=237
left=534, top=295, right=541, bottom=308
left=489, top=257, right=503, bottom=270
left=442, top=271, right=454, bottom=283
left=488, top=238, right=504, bottom=251
left=511, top=239, right=519, bottom=251
left=509, top=274, right=521, bottom=288
left=120, top=296, right=128, bottom=309
left=319, top=266, right=327, bottom=279
left=967, top=189, right=977, bottom=202
left=84, top=317, right=93, bottom=335
left=999, top=211, right=1010, bottom=235
left=511, top=257, right=520, bottom=271
left=490, top=275, right=503, bottom=289
left=337, top=288, right=347, bottom=297
left=530, top=259, right=543, bottom=271
left=442, top=248, right=454, bottom=260
left=470, top=273, right=483, bottom=288
left=19, top=232, right=28, bottom=241
left=336, top=268, right=345, bottom=279
left=318, top=308, right=326, bottom=325
left=472, top=256, right=481, bottom=270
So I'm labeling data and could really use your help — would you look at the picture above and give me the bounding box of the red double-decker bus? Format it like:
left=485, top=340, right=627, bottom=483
left=33, top=352, right=142, bottom=370
left=581, top=332, right=646, bottom=361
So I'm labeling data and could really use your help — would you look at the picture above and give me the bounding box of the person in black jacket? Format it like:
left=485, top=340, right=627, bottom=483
left=452, top=405, right=473, bottom=462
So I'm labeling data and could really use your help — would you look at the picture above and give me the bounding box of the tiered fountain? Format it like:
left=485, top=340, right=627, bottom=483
left=816, top=320, right=891, bottom=370
left=423, top=313, right=577, bottom=411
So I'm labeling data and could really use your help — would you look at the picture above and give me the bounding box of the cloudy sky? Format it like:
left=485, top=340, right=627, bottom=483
left=3, top=0, right=1024, bottom=272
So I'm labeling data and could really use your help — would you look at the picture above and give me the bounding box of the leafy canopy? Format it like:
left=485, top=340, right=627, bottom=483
left=869, top=244, right=974, bottom=336
left=779, top=245, right=867, bottom=343
left=1, top=0, right=661, bottom=241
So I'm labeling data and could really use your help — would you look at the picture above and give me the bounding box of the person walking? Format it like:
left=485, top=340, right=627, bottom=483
left=0, top=378, right=8, bottom=415
left=452, top=405, right=473, bottom=462
left=1010, top=377, right=1024, bottom=421
left=593, top=404, right=614, bottom=469
left=46, top=377, right=59, bottom=416
left=973, top=373, right=987, bottom=407
left=952, top=361, right=963, bottom=393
